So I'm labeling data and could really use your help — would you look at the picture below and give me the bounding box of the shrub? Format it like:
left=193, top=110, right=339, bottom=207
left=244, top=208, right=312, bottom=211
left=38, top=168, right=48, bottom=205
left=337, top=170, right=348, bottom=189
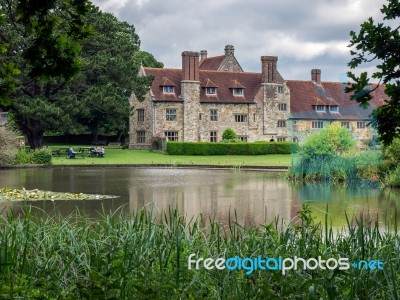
left=13, top=149, right=52, bottom=165
left=288, top=124, right=382, bottom=182
left=167, top=142, right=298, bottom=155
left=302, top=122, right=355, bottom=159
left=0, top=126, right=19, bottom=166
left=221, top=128, right=236, bottom=141
left=382, top=137, right=400, bottom=168
left=151, top=136, right=166, bottom=150
left=383, top=165, right=400, bottom=187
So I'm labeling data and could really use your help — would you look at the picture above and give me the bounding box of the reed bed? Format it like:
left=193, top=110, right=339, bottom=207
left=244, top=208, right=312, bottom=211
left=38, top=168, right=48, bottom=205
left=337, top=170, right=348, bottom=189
left=0, top=206, right=398, bottom=299
left=289, top=151, right=382, bottom=183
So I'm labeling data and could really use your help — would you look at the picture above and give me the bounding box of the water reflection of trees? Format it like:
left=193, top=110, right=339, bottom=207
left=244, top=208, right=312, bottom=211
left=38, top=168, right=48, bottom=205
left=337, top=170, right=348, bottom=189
left=378, top=188, right=400, bottom=227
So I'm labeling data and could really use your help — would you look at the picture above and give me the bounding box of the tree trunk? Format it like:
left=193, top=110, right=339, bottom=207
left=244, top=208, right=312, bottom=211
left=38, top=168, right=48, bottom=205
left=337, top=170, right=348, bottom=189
left=22, top=118, right=44, bottom=149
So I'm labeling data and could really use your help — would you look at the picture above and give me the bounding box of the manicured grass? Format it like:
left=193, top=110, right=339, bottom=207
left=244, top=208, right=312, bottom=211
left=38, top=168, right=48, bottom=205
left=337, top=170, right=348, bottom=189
left=49, top=147, right=291, bottom=167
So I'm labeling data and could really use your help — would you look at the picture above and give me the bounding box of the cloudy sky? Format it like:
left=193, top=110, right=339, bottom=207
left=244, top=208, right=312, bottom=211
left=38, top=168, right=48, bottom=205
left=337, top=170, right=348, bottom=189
left=92, top=0, right=386, bottom=82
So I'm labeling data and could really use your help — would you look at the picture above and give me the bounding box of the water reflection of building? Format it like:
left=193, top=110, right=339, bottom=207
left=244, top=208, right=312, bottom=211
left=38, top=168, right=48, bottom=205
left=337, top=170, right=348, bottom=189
left=128, top=169, right=299, bottom=227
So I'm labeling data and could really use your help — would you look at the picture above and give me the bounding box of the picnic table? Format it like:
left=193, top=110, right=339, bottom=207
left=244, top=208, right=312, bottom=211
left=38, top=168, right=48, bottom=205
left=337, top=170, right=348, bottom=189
left=88, top=147, right=105, bottom=158
left=65, top=148, right=85, bottom=159
left=51, top=149, right=61, bottom=157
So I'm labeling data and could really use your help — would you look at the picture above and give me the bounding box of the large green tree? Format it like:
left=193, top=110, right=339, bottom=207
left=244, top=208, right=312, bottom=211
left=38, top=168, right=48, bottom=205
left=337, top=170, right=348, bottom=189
left=60, top=9, right=161, bottom=142
left=60, top=7, right=141, bottom=142
left=346, top=0, right=400, bottom=145
left=1, top=1, right=160, bottom=148
left=0, top=0, right=92, bottom=148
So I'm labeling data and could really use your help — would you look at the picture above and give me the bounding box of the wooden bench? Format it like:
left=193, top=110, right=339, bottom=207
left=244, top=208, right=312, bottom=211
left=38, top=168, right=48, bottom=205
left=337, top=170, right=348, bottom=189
left=108, top=142, right=121, bottom=148
left=51, top=149, right=61, bottom=157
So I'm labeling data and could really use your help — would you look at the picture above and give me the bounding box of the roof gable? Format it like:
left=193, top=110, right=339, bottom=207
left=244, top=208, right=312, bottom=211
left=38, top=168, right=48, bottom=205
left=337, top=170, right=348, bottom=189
left=199, top=56, right=225, bottom=70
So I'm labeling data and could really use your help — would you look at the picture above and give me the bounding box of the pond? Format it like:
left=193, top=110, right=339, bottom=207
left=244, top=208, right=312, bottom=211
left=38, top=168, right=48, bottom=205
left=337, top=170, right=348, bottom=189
left=0, top=167, right=399, bottom=228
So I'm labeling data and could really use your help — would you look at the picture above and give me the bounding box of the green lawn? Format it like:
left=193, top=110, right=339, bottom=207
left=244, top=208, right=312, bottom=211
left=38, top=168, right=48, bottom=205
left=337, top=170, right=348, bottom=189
left=49, top=147, right=291, bottom=167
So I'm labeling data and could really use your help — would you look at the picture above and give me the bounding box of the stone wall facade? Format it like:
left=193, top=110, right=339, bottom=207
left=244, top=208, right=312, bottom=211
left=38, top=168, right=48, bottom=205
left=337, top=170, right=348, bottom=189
left=128, top=49, right=381, bottom=149
left=129, top=82, right=292, bottom=147
left=129, top=91, right=153, bottom=149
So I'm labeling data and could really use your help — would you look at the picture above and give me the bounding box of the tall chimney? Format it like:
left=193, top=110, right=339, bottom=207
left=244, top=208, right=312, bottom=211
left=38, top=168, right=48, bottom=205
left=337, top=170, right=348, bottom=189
left=261, top=56, right=278, bottom=83
left=182, top=51, right=200, bottom=81
left=311, top=69, right=321, bottom=84
left=200, top=50, right=208, bottom=61
left=224, top=45, right=235, bottom=56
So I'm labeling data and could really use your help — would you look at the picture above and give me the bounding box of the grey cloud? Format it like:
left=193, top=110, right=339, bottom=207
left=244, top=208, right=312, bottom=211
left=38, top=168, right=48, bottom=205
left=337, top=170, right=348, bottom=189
left=93, top=0, right=387, bottom=81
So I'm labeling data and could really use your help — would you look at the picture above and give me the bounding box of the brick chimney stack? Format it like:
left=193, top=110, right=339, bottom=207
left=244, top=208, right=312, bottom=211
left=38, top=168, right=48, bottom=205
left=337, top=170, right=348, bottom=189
left=311, top=69, right=321, bottom=84
left=200, top=50, right=208, bottom=61
left=261, top=56, right=278, bottom=83
left=182, top=51, right=200, bottom=81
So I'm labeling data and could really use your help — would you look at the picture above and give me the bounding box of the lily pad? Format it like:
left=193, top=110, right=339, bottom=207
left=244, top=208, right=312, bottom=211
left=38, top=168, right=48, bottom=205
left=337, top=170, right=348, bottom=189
left=0, top=187, right=119, bottom=202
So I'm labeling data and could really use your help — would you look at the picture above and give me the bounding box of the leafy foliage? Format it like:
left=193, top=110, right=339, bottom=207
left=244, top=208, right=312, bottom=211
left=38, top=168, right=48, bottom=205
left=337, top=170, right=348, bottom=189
left=0, top=126, right=19, bottom=165
left=0, top=207, right=398, bottom=299
left=0, top=0, right=93, bottom=148
left=346, top=0, right=400, bottom=145
left=133, top=51, right=164, bottom=68
left=60, top=7, right=142, bottom=140
left=1, top=2, right=161, bottom=148
left=380, top=137, right=400, bottom=187
left=221, top=128, right=237, bottom=141
left=167, top=141, right=298, bottom=155
left=301, top=123, right=355, bottom=159
left=287, top=123, right=380, bottom=182
left=13, top=148, right=52, bottom=165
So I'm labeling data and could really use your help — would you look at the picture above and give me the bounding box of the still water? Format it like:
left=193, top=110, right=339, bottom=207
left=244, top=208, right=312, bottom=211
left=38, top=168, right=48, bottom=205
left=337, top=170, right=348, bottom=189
left=0, top=167, right=399, bottom=228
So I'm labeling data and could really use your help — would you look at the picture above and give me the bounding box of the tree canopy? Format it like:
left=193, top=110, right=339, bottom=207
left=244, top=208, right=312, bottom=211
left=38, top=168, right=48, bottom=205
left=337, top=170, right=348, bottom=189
left=1, top=1, right=161, bottom=148
left=346, top=0, right=400, bottom=145
left=0, top=0, right=93, bottom=147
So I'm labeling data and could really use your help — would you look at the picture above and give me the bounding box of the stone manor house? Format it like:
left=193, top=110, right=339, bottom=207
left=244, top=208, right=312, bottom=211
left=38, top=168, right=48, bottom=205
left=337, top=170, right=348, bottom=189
left=129, top=45, right=386, bottom=149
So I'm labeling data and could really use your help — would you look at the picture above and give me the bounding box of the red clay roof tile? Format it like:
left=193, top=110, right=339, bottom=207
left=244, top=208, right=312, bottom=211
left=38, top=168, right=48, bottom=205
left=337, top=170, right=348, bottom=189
left=199, top=55, right=225, bottom=70
left=287, top=80, right=387, bottom=120
left=144, top=68, right=260, bottom=103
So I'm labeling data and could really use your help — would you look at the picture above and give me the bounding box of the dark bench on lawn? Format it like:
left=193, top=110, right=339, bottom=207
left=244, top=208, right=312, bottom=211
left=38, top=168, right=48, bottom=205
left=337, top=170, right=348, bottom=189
left=107, top=142, right=121, bottom=148
left=51, top=149, right=61, bottom=157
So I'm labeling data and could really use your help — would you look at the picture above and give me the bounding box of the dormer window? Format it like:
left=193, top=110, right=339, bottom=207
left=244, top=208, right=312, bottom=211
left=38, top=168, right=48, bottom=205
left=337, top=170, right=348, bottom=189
left=329, top=105, right=339, bottom=112
left=163, top=86, right=174, bottom=93
left=315, top=105, right=325, bottom=112
left=233, top=88, right=244, bottom=96
left=206, top=87, right=217, bottom=95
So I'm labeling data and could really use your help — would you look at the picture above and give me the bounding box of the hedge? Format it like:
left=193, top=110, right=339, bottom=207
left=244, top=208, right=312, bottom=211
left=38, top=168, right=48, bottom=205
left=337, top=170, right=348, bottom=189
left=167, top=142, right=299, bottom=155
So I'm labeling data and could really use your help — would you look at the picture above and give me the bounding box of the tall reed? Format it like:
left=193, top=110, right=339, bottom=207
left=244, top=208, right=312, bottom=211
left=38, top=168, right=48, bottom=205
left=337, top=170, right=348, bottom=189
left=0, top=205, right=398, bottom=299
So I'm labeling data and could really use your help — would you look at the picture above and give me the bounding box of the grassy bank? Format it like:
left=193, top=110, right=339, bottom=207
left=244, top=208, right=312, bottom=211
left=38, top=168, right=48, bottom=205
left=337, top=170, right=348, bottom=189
left=49, top=147, right=291, bottom=167
left=0, top=206, right=398, bottom=299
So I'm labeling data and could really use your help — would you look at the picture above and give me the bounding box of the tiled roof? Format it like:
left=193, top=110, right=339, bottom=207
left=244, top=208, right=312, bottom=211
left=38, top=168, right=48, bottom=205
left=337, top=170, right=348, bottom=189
left=144, top=68, right=260, bottom=104
left=202, top=78, right=219, bottom=87
left=199, top=71, right=260, bottom=103
left=199, top=55, right=225, bottom=70
left=160, top=77, right=176, bottom=87
left=287, top=80, right=387, bottom=120
left=144, top=68, right=182, bottom=102
left=230, top=80, right=246, bottom=89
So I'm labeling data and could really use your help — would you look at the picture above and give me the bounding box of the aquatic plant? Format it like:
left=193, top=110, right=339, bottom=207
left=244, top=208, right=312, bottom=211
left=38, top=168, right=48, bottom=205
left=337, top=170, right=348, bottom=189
left=0, top=187, right=118, bottom=202
left=0, top=206, right=398, bottom=299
